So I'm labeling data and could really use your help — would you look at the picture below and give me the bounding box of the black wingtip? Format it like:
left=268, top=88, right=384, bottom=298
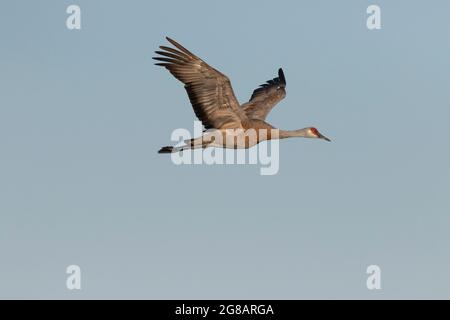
left=278, top=68, right=286, bottom=85
left=166, top=36, right=178, bottom=47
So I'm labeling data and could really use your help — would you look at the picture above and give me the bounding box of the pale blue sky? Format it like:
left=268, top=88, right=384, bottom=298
left=1, top=0, right=449, bottom=299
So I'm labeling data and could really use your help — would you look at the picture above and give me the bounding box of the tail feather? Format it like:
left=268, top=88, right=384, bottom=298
left=158, top=141, right=207, bottom=154
left=158, top=146, right=174, bottom=154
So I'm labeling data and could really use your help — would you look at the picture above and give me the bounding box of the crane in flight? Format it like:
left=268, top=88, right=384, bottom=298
left=154, top=37, right=330, bottom=153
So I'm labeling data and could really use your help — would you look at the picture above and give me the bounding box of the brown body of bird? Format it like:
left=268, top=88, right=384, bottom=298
left=154, top=37, right=330, bottom=153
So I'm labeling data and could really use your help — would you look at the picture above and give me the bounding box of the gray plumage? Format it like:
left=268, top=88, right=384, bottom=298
left=154, top=37, right=330, bottom=153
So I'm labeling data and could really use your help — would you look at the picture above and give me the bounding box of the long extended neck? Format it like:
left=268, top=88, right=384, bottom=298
left=279, top=128, right=310, bottom=139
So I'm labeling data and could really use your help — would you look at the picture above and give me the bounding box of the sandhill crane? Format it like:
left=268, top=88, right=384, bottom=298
left=154, top=37, right=330, bottom=153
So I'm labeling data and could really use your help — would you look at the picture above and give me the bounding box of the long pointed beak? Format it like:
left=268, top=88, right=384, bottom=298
left=319, top=133, right=331, bottom=142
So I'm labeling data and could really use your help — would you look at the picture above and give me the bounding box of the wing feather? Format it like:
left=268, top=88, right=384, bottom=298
left=242, top=68, right=287, bottom=120
left=154, top=37, right=246, bottom=129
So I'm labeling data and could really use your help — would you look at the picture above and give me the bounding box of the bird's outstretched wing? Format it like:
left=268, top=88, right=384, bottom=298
left=153, top=37, right=247, bottom=129
left=241, top=68, right=286, bottom=120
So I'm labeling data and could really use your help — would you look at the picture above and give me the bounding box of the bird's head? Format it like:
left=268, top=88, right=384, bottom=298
left=307, top=127, right=331, bottom=142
